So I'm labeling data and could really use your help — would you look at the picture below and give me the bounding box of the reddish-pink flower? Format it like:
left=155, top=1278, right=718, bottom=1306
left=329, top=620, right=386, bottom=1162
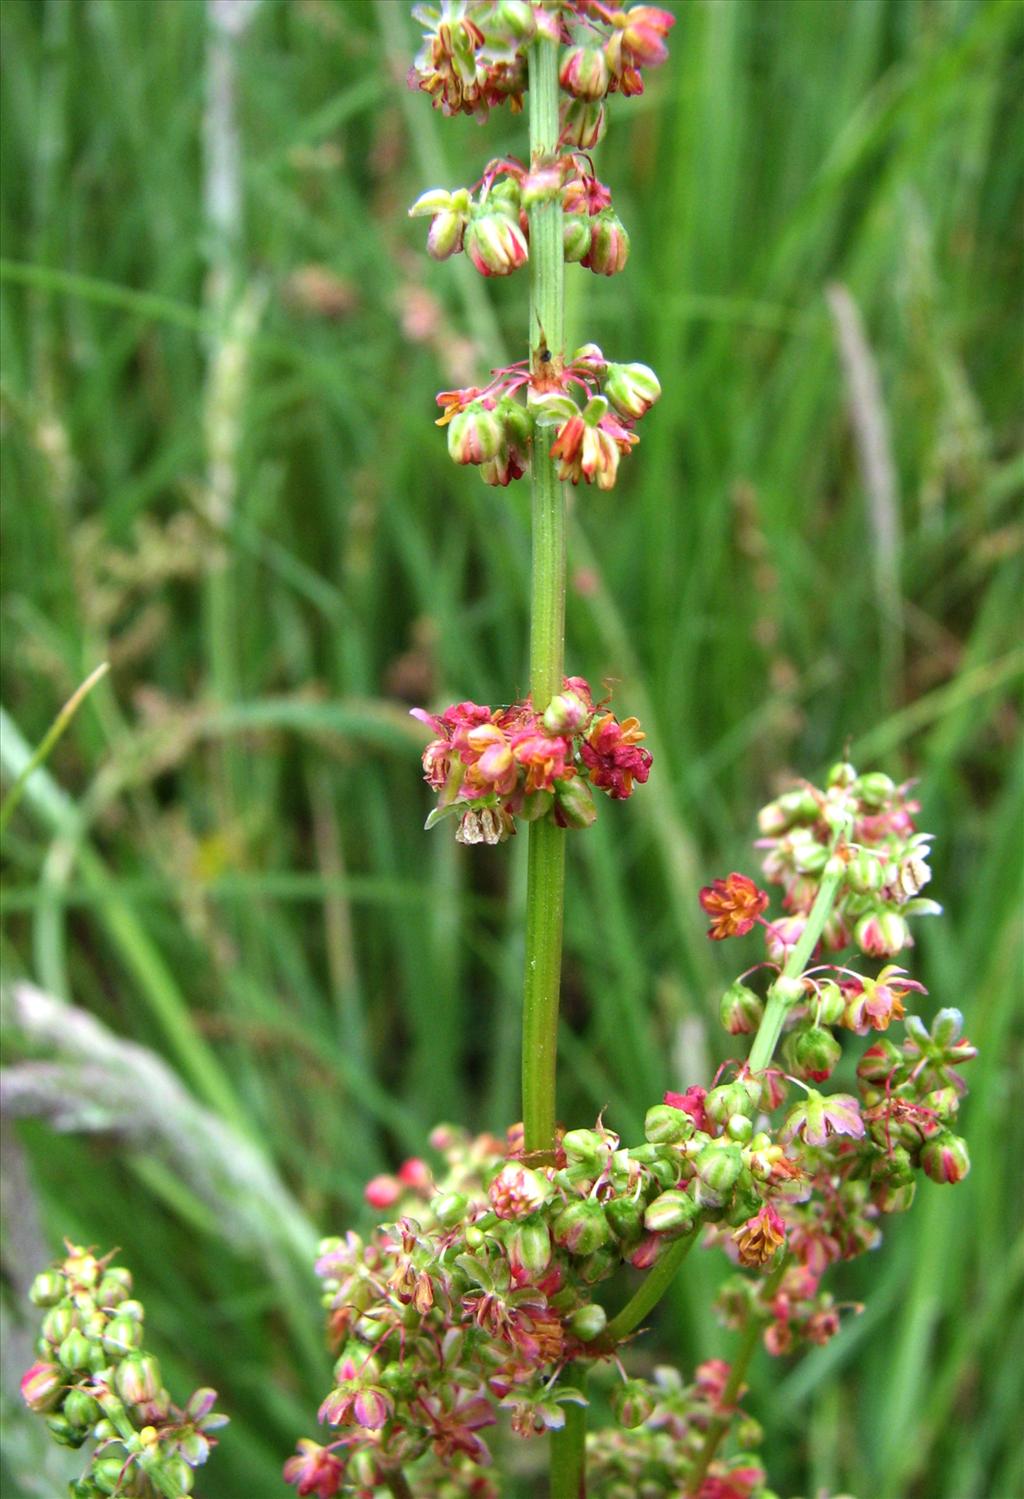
left=699, top=872, right=769, bottom=940
left=581, top=713, right=652, bottom=798
left=284, top=1439, right=344, bottom=1499
left=732, top=1203, right=786, bottom=1268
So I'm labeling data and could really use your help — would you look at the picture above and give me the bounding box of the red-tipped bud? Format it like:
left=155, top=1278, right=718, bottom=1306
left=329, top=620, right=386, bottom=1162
left=20, top=1361, right=64, bottom=1413
left=353, top=1386, right=394, bottom=1430
left=553, top=775, right=597, bottom=828
left=464, top=211, right=528, bottom=276
left=560, top=98, right=607, bottom=149
left=621, top=6, right=676, bottom=67
left=719, top=980, right=764, bottom=1035
left=542, top=689, right=590, bottom=735
left=643, top=1188, right=701, bottom=1236
left=552, top=1199, right=611, bottom=1256
left=857, top=1039, right=902, bottom=1084
left=582, top=210, right=630, bottom=276
left=786, top=1026, right=842, bottom=1082
left=426, top=210, right=465, bottom=260
left=921, top=1132, right=970, bottom=1184
left=447, top=401, right=504, bottom=465
left=284, top=1438, right=345, bottom=1498
left=559, top=44, right=611, bottom=101
left=508, top=1220, right=553, bottom=1280
left=603, top=361, right=661, bottom=420
left=612, top=1379, right=656, bottom=1428
left=855, top=910, right=910, bottom=958
left=115, top=1353, right=163, bottom=1409
left=563, top=214, right=592, bottom=263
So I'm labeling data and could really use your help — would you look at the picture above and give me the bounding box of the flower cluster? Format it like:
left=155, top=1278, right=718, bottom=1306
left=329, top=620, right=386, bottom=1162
left=19, top=1245, right=225, bottom=1498
left=409, top=2, right=675, bottom=127
left=756, top=761, right=940, bottom=961
left=412, top=676, right=652, bottom=843
left=432, top=342, right=660, bottom=489
left=586, top=1361, right=771, bottom=1499
left=410, top=156, right=631, bottom=278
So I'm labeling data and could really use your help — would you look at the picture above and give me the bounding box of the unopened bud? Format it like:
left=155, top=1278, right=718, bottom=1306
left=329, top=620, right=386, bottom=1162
left=560, top=98, right=606, bottom=149
left=563, top=214, right=592, bottom=262
left=20, top=1361, right=64, bottom=1413
left=115, top=1354, right=163, bottom=1408
left=603, top=361, right=661, bottom=420
left=553, top=1199, right=611, bottom=1256
left=604, top=1196, right=644, bottom=1243
left=543, top=690, right=590, bottom=735
left=57, top=1330, right=92, bottom=1372
left=855, top=910, right=909, bottom=958
left=464, top=211, right=529, bottom=277
left=433, top=1191, right=469, bottom=1228
left=643, top=1188, right=700, bottom=1236
left=63, top=1387, right=101, bottom=1432
left=554, top=776, right=597, bottom=828
left=426, top=210, right=464, bottom=261
left=705, top=1081, right=756, bottom=1124
left=786, top=1026, right=842, bottom=1083
left=696, top=1144, right=743, bottom=1195
left=827, top=761, right=858, bottom=789
left=560, top=44, right=610, bottom=100
left=921, top=1132, right=970, bottom=1185
left=568, top=1302, right=608, bottom=1341
left=101, top=1314, right=142, bottom=1359
left=719, top=980, right=764, bottom=1036
left=612, top=1379, right=655, bottom=1428
left=854, top=771, right=895, bottom=808
left=644, top=1103, right=694, bottom=1144
left=447, top=402, right=503, bottom=465
left=583, top=210, right=629, bottom=276
left=726, top=1113, right=753, bottom=1143
left=488, top=1163, right=549, bottom=1220
left=508, top=1220, right=553, bottom=1279
left=846, top=850, right=884, bottom=894
left=29, top=1271, right=65, bottom=1307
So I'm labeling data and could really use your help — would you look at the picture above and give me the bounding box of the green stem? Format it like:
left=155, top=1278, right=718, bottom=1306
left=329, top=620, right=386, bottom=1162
left=521, top=30, right=567, bottom=1160
left=519, top=27, right=582, bottom=1497
left=685, top=1254, right=790, bottom=1496
left=550, top=1384, right=588, bottom=1499
left=747, top=824, right=851, bottom=1073
left=604, top=1232, right=698, bottom=1343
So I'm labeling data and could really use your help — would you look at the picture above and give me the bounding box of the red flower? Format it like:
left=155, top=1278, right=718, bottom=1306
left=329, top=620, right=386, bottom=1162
left=699, top=873, right=770, bottom=940
left=581, top=713, right=652, bottom=798
left=283, top=1439, right=344, bottom=1499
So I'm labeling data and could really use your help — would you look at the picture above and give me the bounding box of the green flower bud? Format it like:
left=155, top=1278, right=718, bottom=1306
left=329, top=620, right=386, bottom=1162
left=29, top=1271, right=65, bottom=1307
left=41, top=1306, right=76, bottom=1346
left=643, top=1189, right=700, bottom=1237
left=719, top=981, right=764, bottom=1036
left=553, top=776, right=597, bottom=828
left=643, top=1103, right=694, bottom=1144
left=562, top=1127, right=615, bottom=1168
left=854, top=771, right=895, bottom=808
left=578, top=1245, right=620, bottom=1284
left=847, top=849, right=884, bottom=893
left=785, top=1026, right=842, bottom=1083
left=63, top=1388, right=102, bottom=1433
left=57, top=1329, right=92, bottom=1372
left=705, top=1082, right=756, bottom=1125
left=604, top=1196, right=644, bottom=1243
left=101, top=1314, right=143, bottom=1358
left=433, top=1191, right=469, bottom=1228
left=726, top=1113, right=753, bottom=1143
left=508, top=1220, right=553, bottom=1279
left=563, top=214, right=592, bottom=263
left=827, top=761, right=858, bottom=789
left=695, top=1144, right=743, bottom=1195
left=115, top=1353, right=163, bottom=1409
left=568, top=1303, right=608, bottom=1341
left=553, top=1199, right=611, bottom=1256
left=921, top=1132, right=970, bottom=1185
left=611, top=1378, right=655, bottom=1428
left=45, top=1413, right=88, bottom=1449
left=603, top=362, right=661, bottom=421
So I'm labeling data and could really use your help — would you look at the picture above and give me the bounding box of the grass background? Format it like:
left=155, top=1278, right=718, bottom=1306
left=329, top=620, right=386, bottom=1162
left=1, top=0, right=1022, bottom=1494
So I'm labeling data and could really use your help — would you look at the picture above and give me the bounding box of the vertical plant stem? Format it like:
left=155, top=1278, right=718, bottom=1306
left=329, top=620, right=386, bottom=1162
left=522, top=31, right=567, bottom=1158
left=519, top=28, right=584, bottom=1496
left=748, top=825, right=851, bottom=1073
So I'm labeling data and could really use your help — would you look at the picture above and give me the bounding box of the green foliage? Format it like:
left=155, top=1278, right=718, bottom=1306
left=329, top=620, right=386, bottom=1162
left=1, top=1, right=1021, bottom=1496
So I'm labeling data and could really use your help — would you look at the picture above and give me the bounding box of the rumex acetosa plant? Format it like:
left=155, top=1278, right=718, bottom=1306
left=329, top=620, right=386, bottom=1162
left=19, top=5, right=976, bottom=1497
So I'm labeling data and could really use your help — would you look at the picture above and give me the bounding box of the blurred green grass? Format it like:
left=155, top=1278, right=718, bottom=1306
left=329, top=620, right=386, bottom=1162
left=1, top=0, right=1022, bottom=1495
